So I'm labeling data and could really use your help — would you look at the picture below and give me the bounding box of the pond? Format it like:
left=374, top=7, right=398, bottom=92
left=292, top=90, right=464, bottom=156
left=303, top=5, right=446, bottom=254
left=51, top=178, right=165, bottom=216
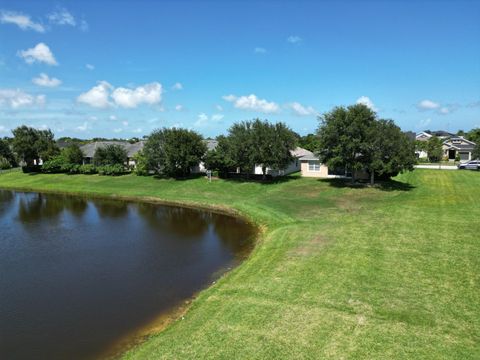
left=0, top=190, right=255, bottom=359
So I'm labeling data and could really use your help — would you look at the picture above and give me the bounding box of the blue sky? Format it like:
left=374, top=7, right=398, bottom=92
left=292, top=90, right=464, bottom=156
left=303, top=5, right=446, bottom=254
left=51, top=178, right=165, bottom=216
left=0, top=0, right=479, bottom=138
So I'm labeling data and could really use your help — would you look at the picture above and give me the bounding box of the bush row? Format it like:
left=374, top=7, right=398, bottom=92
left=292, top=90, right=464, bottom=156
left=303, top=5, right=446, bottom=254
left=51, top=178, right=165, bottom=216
left=41, top=161, right=127, bottom=176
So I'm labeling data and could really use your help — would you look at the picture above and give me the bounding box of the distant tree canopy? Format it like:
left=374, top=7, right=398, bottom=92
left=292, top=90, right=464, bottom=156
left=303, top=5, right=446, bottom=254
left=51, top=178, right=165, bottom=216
left=316, top=104, right=416, bottom=184
left=0, top=138, right=16, bottom=167
left=93, top=144, right=128, bottom=166
left=205, top=119, right=296, bottom=179
left=298, top=133, right=321, bottom=152
left=144, top=128, right=207, bottom=177
left=12, top=126, right=59, bottom=166
left=466, top=128, right=480, bottom=144
left=472, top=144, right=480, bottom=160
left=62, top=143, right=84, bottom=165
left=425, top=136, right=443, bottom=162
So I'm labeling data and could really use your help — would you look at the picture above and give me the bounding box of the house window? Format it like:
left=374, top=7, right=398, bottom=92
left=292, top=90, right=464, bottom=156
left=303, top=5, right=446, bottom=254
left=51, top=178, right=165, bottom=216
left=308, top=160, right=320, bottom=171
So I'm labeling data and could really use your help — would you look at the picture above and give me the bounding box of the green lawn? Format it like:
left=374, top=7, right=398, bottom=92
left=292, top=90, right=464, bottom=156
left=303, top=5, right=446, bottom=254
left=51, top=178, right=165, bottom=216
left=0, top=169, right=479, bottom=359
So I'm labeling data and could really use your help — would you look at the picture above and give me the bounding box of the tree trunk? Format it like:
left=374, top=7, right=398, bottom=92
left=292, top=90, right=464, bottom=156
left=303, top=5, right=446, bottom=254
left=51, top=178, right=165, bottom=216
left=370, top=171, right=375, bottom=185
left=262, top=166, right=266, bottom=181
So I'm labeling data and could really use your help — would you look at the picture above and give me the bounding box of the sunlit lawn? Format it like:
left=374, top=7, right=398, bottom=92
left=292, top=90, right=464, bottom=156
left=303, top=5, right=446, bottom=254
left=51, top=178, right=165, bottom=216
left=0, top=169, right=478, bottom=359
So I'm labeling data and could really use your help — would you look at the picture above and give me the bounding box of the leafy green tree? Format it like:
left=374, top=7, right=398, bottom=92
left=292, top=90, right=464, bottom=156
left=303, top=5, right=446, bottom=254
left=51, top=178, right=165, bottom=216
left=250, top=119, right=296, bottom=179
left=62, top=143, right=84, bottom=165
left=364, top=119, right=416, bottom=184
left=298, top=133, right=321, bottom=152
left=144, top=128, right=207, bottom=177
left=203, top=136, right=236, bottom=175
left=472, top=144, right=480, bottom=160
left=466, top=128, right=480, bottom=144
left=132, top=150, right=149, bottom=175
left=425, top=136, right=443, bottom=162
left=316, top=104, right=377, bottom=182
left=36, top=129, right=60, bottom=161
left=12, top=126, right=59, bottom=166
left=93, top=144, right=128, bottom=166
left=0, top=138, right=16, bottom=166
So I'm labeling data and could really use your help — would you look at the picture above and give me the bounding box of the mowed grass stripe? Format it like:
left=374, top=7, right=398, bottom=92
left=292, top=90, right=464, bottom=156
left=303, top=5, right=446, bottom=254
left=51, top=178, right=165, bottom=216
left=0, top=169, right=478, bottom=359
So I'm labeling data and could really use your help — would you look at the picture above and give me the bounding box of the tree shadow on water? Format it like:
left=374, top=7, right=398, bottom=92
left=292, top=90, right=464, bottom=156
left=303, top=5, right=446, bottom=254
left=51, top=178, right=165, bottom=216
left=320, top=178, right=415, bottom=192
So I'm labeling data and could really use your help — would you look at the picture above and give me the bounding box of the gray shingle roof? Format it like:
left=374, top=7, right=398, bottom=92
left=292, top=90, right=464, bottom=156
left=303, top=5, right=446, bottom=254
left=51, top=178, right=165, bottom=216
left=80, top=141, right=144, bottom=158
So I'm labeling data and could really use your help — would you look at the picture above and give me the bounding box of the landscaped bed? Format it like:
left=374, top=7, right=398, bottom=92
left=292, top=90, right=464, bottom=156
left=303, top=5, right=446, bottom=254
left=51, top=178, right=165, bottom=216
left=0, top=169, right=478, bottom=359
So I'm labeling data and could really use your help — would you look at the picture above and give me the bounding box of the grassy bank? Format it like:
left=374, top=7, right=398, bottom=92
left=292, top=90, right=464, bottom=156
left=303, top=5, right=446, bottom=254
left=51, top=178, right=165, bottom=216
left=0, top=169, right=479, bottom=359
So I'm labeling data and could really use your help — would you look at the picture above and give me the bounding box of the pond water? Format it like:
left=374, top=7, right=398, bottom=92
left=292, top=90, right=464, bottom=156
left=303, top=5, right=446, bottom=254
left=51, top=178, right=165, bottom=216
left=0, top=190, right=255, bottom=359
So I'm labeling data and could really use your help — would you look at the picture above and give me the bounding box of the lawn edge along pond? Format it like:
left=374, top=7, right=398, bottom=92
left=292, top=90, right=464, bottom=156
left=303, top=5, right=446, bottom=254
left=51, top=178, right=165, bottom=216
left=0, top=169, right=479, bottom=359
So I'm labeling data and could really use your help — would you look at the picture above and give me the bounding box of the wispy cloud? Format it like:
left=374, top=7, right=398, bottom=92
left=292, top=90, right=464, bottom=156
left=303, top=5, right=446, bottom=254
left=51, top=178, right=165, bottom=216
left=287, top=35, right=302, bottom=44
left=171, top=82, right=183, bottom=91
left=85, top=64, right=95, bottom=70
left=287, top=102, right=317, bottom=116
left=0, top=89, right=46, bottom=109
left=47, top=7, right=76, bottom=26
left=254, top=47, right=267, bottom=54
left=0, top=10, right=45, bottom=32
left=32, top=73, right=61, bottom=87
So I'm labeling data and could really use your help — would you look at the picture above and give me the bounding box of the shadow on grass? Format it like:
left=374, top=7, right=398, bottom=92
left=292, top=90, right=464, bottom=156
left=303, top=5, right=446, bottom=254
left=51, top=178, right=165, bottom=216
left=222, top=173, right=302, bottom=185
left=151, top=172, right=302, bottom=184
left=320, top=178, right=415, bottom=192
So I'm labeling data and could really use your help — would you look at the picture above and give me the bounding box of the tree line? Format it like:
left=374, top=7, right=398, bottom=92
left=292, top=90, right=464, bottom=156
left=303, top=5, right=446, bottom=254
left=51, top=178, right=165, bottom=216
left=3, top=103, right=475, bottom=182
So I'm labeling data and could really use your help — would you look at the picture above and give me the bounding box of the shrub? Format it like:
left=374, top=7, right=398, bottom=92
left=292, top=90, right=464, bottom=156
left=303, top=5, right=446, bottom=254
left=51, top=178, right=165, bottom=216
left=22, top=165, right=42, bottom=173
left=97, top=164, right=125, bottom=176
left=42, top=156, right=69, bottom=173
left=78, top=164, right=97, bottom=174
left=0, top=156, right=12, bottom=170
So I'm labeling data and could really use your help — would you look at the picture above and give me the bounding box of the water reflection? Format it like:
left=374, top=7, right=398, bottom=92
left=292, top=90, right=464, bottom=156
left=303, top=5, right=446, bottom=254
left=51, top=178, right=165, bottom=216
left=0, top=189, right=255, bottom=360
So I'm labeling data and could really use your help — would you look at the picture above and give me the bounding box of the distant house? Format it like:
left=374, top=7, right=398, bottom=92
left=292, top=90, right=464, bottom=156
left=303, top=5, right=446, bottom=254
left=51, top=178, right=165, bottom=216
left=80, top=141, right=144, bottom=167
left=298, top=149, right=369, bottom=179
left=442, top=137, right=476, bottom=162
left=415, top=132, right=432, bottom=159
left=191, top=140, right=219, bottom=173
left=252, top=147, right=311, bottom=177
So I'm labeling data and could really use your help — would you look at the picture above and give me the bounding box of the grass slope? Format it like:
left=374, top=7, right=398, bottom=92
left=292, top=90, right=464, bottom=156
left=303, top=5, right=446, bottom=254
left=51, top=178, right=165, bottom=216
left=0, top=169, right=478, bottom=359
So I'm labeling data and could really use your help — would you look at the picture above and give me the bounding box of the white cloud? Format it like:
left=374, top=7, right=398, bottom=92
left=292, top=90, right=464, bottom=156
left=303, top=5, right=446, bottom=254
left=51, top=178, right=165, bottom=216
left=122, top=121, right=129, bottom=126
left=111, top=82, right=162, bottom=108
left=75, top=122, right=89, bottom=132
left=0, top=89, right=46, bottom=109
left=254, top=47, right=267, bottom=54
left=417, top=118, right=432, bottom=129
left=0, top=125, right=8, bottom=133
left=212, top=114, right=224, bottom=122
left=86, top=64, right=95, bottom=70
left=356, top=96, right=378, bottom=112
left=47, top=7, right=76, bottom=26
left=216, top=104, right=223, bottom=111
left=18, top=43, right=58, bottom=65
left=175, top=104, right=183, bottom=111
left=288, top=102, right=317, bottom=116
left=77, top=81, right=113, bottom=108
left=287, top=35, right=302, bottom=44
left=32, top=73, right=61, bottom=87
left=0, top=10, right=45, bottom=32
left=132, top=128, right=142, bottom=133
left=171, top=82, right=183, bottom=90
left=223, top=94, right=280, bottom=113
left=79, top=19, right=88, bottom=32
left=439, top=107, right=450, bottom=114
left=78, top=81, right=163, bottom=109
left=113, top=128, right=123, bottom=133
left=194, top=113, right=224, bottom=127
left=417, top=99, right=440, bottom=110
left=109, top=115, right=117, bottom=120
